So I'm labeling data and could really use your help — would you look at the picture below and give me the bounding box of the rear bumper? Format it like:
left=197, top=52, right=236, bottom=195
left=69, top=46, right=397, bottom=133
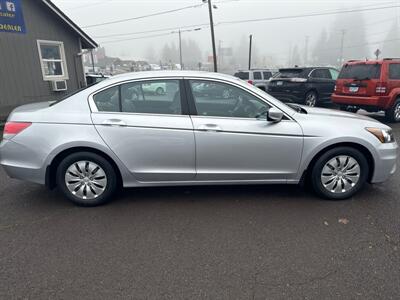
left=0, top=139, right=46, bottom=185
left=371, top=141, right=398, bottom=183
left=332, top=94, right=391, bottom=109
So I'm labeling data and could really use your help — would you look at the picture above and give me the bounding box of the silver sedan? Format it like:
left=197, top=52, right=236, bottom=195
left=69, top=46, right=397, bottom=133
left=0, top=71, right=397, bottom=206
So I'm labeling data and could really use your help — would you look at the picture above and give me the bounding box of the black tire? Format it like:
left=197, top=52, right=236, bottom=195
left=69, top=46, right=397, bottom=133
left=156, top=87, right=164, bottom=95
left=304, top=91, right=318, bottom=107
left=56, top=152, right=117, bottom=207
left=310, top=147, right=369, bottom=200
left=339, top=105, right=358, bottom=113
left=385, top=98, right=400, bottom=123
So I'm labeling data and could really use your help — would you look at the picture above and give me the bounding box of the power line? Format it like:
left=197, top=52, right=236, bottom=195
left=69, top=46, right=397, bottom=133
left=215, top=5, right=400, bottom=26
left=93, top=4, right=399, bottom=41
left=93, top=23, right=209, bottom=39
left=82, top=3, right=205, bottom=29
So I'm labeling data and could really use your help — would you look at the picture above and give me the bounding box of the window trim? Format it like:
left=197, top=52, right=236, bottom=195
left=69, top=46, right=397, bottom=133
left=89, top=77, right=189, bottom=116
left=184, top=77, right=293, bottom=121
left=37, top=40, right=69, bottom=81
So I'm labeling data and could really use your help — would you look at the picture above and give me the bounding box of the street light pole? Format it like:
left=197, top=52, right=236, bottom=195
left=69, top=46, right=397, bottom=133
left=339, top=29, right=346, bottom=66
left=205, top=0, right=218, bottom=72
left=178, top=29, right=183, bottom=70
left=248, top=34, right=253, bottom=70
left=172, top=28, right=201, bottom=71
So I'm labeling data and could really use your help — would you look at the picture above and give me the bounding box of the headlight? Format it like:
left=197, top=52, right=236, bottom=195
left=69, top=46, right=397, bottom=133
left=366, top=127, right=395, bottom=143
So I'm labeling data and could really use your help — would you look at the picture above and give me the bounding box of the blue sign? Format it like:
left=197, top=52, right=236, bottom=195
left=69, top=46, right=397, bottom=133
left=0, top=0, right=25, bottom=34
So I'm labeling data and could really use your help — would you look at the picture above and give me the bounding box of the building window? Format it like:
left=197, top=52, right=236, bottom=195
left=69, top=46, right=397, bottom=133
left=37, top=40, right=69, bottom=81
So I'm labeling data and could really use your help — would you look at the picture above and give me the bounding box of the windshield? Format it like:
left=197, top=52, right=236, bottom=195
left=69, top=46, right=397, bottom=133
left=275, top=68, right=307, bottom=79
left=234, top=72, right=249, bottom=80
left=338, top=63, right=381, bottom=79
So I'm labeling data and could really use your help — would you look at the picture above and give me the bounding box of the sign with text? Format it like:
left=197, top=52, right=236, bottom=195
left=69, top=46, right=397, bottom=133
left=0, top=0, right=26, bottom=34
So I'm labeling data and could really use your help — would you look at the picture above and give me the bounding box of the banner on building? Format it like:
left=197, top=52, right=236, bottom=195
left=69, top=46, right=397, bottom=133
left=0, top=0, right=26, bottom=34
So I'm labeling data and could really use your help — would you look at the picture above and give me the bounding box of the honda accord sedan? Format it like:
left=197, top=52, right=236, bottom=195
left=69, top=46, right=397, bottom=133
left=0, top=71, right=397, bottom=206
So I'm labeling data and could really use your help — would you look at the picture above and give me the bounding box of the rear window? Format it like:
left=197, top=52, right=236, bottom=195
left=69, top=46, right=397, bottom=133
left=338, top=64, right=381, bottom=79
left=275, top=68, right=307, bottom=78
left=234, top=72, right=249, bottom=80
left=389, top=64, right=400, bottom=80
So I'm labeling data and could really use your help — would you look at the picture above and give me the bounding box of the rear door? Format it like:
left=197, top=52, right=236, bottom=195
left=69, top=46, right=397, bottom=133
left=90, top=78, right=196, bottom=182
left=186, top=78, right=303, bottom=181
left=308, top=68, right=335, bottom=100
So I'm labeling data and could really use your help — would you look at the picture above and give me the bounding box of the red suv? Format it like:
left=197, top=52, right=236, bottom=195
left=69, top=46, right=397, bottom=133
left=332, top=58, right=400, bottom=122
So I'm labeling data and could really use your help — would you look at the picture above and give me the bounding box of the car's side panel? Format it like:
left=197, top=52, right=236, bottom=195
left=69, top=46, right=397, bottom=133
left=0, top=123, right=136, bottom=186
left=190, top=116, right=304, bottom=181
left=92, top=113, right=196, bottom=182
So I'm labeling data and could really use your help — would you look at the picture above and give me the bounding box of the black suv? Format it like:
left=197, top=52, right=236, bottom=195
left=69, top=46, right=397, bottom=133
left=267, top=67, right=339, bottom=106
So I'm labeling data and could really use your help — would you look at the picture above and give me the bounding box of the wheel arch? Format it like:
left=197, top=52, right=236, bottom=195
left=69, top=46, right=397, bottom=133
left=302, top=142, right=375, bottom=184
left=46, top=146, right=123, bottom=189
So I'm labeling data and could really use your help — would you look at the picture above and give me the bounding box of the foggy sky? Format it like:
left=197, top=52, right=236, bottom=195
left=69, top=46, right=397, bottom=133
left=52, top=0, right=398, bottom=65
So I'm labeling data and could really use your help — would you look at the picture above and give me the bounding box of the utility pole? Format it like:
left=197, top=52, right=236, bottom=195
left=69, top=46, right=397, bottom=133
left=90, top=49, right=96, bottom=73
left=171, top=28, right=201, bottom=71
left=304, top=35, right=309, bottom=66
left=178, top=29, right=183, bottom=70
left=205, top=0, right=218, bottom=72
left=339, top=29, right=346, bottom=66
left=248, top=34, right=253, bottom=70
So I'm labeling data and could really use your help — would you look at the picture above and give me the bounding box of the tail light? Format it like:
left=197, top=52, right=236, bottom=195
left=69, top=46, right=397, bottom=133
left=247, top=80, right=253, bottom=85
left=375, top=82, right=388, bottom=95
left=3, top=122, right=31, bottom=139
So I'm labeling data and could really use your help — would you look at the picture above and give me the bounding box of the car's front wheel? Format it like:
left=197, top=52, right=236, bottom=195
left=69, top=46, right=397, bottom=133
left=56, top=152, right=117, bottom=206
left=310, top=147, right=368, bottom=200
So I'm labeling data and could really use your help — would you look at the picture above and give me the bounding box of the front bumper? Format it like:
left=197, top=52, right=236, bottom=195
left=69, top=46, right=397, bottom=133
left=0, top=139, right=46, bottom=185
left=371, top=141, right=398, bottom=183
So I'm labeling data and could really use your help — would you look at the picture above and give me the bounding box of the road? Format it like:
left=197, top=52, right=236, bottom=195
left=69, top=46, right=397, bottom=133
left=0, top=114, right=399, bottom=299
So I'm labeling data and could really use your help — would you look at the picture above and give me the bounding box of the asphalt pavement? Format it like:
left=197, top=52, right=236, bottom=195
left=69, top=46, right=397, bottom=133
left=0, top=113, right=399, bottom=299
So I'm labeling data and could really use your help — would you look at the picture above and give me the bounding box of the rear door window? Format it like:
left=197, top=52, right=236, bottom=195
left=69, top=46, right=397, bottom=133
left=329, top=69, right=339, bottom=80
left=389, top=64, right=400, bottom=79
left=253, top=72, right=262, bottom=80
left=338, top=64, right=381, bottom=79
left=234, top=72, right=249, bottom=80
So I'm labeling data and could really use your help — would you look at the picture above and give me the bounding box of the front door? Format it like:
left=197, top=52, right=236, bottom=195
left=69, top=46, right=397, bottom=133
left=187, top=79, right=303, bottom=182
left=90, top=79, right=195, bottom=182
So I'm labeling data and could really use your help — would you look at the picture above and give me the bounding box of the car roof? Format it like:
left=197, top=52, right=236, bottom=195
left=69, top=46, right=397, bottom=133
left=95, top=71, right=238, bottom=87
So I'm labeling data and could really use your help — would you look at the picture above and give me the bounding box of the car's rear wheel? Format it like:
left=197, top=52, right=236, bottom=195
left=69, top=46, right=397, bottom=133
left=56, top=152, right=117, bottom=206
left=305, top=91, right=318, bottom=107
left=310, top=147, right=368, bottom=200
left=385, top=98, right=400, bottom=123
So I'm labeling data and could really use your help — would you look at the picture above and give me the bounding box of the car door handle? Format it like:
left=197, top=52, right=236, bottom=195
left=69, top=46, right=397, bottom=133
left=197, top=124, right=222, bottom=132
left=101, top=119, right=127, bottom=127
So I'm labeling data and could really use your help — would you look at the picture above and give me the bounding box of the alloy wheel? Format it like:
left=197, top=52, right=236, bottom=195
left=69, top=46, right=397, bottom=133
left=321, top=155, right=360, bottom=194
left=65, top=161, right=107, bottom=200
left=305, top=93, right=317, bottom=107
left=394, top=102, right=400, bottom=121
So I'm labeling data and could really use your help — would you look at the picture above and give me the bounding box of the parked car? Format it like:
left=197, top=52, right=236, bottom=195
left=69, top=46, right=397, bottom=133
left=0, top=71, right=397, bottom=206
left=142, top=82, right=166, bottom=95
left=267, top=67, right=339, bottom=106
left=85, top=74, right=110, bottom=86
left=234, top=69, right=276, bottom=91
left=332, top=58, right=400, bottom=122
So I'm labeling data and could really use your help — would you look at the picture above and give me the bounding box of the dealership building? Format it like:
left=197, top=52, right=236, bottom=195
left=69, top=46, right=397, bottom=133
left=0, top=0, right=98, bottom=119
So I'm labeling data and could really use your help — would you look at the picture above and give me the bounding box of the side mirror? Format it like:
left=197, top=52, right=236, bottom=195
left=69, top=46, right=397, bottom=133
left=267, top=107, right=284, bottom=123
